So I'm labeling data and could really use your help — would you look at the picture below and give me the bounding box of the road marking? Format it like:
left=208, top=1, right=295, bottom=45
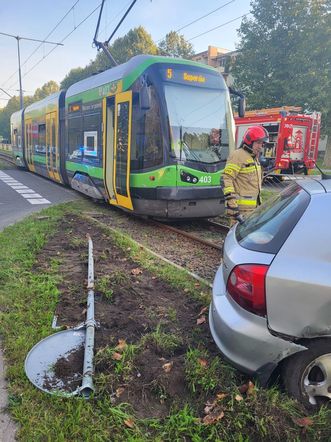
left=0, top=172, right=50, bottom=205
left=21, top=193, right=42, bottom=198
left=15, top=189, right=37, bottom=194
left=27, top=198, right=50, bottom=205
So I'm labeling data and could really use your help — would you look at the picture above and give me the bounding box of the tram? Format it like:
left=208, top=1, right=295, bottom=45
left=11, top=54, right=242, bottom=219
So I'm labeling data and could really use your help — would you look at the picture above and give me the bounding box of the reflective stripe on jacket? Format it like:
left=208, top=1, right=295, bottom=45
left=222, top=148, right=262, bottom=212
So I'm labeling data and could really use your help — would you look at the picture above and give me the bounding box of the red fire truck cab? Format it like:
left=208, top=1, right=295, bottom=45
left=235, top=107, right=321, bottom=174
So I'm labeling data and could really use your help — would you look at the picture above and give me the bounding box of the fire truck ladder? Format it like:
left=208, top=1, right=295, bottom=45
left=308, top=112, right=321, bottom=160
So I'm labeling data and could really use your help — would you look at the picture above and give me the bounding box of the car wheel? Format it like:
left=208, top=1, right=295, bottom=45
left=282, top=339, right=331, bottom=408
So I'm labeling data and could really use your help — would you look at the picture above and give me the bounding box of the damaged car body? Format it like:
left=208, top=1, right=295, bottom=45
left=209, top=178, right=331, bottom=407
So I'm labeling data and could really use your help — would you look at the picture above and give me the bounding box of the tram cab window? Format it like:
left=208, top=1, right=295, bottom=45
left=131, top=86, right=163, bottom=171
left=164, top=84, right=231, bottom=164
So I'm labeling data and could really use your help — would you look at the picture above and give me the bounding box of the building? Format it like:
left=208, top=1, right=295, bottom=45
left=191, top=45, right=238, bottom=85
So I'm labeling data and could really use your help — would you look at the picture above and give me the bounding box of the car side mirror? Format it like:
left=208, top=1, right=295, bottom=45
left=139, top=82, right=151, bottom=110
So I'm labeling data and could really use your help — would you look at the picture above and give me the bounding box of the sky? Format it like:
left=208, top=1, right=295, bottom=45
left=0, top=0, right=251, bottom=106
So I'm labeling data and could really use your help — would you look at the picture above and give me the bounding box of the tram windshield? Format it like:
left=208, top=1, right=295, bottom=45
left=164, top=83, right=232, bottom=164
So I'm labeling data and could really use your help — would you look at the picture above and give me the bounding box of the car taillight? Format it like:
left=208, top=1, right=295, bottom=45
left=226, top=264, right=269, bottom=316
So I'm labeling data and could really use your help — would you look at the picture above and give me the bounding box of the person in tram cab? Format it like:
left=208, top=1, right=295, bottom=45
left=222, top=126, right=269, bottom=226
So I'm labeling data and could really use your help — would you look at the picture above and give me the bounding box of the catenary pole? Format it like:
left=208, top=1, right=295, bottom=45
left=0, top=31, right=63, bottom=109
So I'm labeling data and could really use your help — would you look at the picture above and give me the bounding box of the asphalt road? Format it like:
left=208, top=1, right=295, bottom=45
left=0, top=166, right=80, bottom=441
left=0, top=166, right=80, bottom=231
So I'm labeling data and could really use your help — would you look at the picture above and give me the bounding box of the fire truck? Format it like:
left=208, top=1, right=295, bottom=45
left=234, top=107, right=321, bottom=174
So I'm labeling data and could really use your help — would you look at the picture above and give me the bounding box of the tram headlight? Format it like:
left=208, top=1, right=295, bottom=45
left=180, top=170, right=199, bottom=184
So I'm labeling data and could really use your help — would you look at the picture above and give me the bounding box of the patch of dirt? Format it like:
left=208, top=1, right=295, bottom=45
left=36, top=214, right=224, bottom=418
left=43, top=345, right=84, bottom=393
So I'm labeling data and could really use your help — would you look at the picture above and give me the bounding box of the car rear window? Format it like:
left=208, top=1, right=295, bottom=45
left=236, top=183, right=310, bottom=254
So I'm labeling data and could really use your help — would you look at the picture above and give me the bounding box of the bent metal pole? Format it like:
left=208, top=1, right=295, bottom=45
left=79, top=234, right=96, bottom=397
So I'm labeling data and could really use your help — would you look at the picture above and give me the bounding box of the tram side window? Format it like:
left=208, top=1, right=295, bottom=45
left=131, top=86, right=163, bottom=171
left=37, top=124, right=46, bottom=154
left=82, top=113, right=101, bottom=161
left=12, top=129, right=17, bottom=148
left=68, top=116, right=83, bottom=160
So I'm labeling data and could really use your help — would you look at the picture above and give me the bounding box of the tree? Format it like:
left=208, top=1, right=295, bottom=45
left=33, top=80, right=59, bottom=100
left=0, top=95, right=34, bottom=140
left=0, top=80, right=59, bottom=140
left=60, top=66, right=95, bottom=90
left=94, top=26, right=158, bottom=69
left=60, top=27, right=159, bottom=87
left=232, top=0, right=331, bottom=136
left=158, top=31, right=194, bottom=59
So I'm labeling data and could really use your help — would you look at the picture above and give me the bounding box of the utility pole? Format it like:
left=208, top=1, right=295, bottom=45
left=0, top=31, right=63, bottom=109
left=16, top=36, right=23, bottom=109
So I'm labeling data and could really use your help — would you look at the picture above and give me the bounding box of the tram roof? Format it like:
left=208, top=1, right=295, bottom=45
left=66, top=54, right=221, bottom=100
left=24, top=91, right=63, bottom=114
left=10, top=108, right=24, bottom=122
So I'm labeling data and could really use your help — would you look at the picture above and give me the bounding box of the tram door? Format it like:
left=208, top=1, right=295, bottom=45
left=24, top=118, right=35, bottom=172
left=104, top=91, right=133, bottom=210
left=46, top=111, right=61, bottom=182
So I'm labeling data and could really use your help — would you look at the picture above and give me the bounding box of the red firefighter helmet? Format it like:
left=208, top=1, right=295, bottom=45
left=243, top=126, right=269, bottom=145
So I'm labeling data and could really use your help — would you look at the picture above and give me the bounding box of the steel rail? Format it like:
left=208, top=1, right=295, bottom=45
left=203, top=219, right=230, bottom=233
left=0, top=151, right=15, bottom=165
left=82, top=213, right=212, bottom=288
left=149, top=219, right=225, bottom=251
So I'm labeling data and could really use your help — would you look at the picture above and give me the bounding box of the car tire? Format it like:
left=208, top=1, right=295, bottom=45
left=282, top=339, right=331, bottom=408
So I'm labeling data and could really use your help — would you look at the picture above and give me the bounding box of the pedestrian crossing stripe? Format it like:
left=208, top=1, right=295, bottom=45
left=0, top=172, right=50, bottom=205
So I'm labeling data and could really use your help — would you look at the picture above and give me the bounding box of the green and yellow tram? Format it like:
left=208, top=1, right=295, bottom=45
left=11, top=54, right=240, bottom=219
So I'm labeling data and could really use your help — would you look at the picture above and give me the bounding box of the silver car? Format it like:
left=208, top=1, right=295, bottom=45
left=209, top=178, right=331, bottom=408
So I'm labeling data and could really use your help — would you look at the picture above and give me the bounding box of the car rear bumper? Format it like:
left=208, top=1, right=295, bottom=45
left=209, top=265, right=306, bottom=385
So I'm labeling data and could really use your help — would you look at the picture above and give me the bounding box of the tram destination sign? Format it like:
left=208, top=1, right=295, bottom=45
left=161, top=67, right=222, bottom=89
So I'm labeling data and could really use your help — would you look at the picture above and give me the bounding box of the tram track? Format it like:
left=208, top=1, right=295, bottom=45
left=82, top=209, right=228, bottom=285
left=149, top=219, right=229, bottom=252
left=0, top=151, right=15, bottom=166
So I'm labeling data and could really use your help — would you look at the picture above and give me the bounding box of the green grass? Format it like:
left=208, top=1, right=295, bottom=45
left=0, top=158, right=13, bottom=169
left=95, top=343, right=138, bottom=377
left=0, top=200, right=330, bottom=441
left=141, top=323, right=182, bottom=356
left=185, top=348, right=236, bottom=394
left=69, top=236, right=86, bottom=249
left=95, top=275, right=114, bottom=300
left=109, top=270, right=130, bottom=286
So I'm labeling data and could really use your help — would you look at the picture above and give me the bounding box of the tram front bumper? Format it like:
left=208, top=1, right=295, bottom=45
left=131, top=186, right=225, bottom=218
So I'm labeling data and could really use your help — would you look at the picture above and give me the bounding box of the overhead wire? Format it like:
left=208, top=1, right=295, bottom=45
left=1, top=0, right=80, bottom=90
left=5, top=3, right=102, bottom=92
left=1, top=1, right=250, bottom=101
left=187, top=13, right=250, bottom=41
left=98, top=0, right=133, bottom=43
left=156, top=0, right=235, bottom=43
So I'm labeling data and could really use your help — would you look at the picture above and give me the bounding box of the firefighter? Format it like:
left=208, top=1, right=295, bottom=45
left=223, top=126, right=269, bottom=226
